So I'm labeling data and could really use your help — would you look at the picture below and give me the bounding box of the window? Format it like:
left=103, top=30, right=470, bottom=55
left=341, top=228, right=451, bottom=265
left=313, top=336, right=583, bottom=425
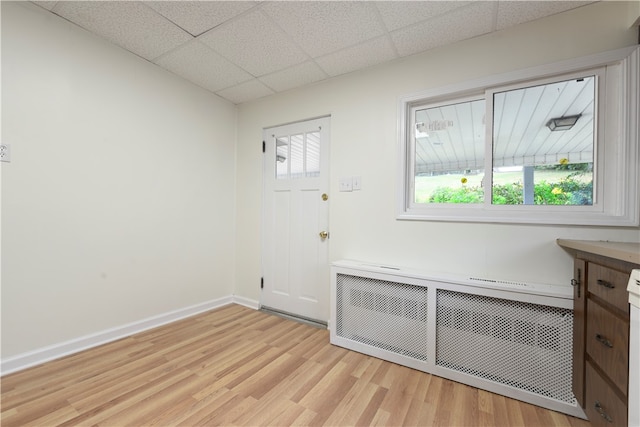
left=398, top=46, right=639, bottom=226
left=412, top=96, right=486, bottom=204
left=489, top=75, right=595, bottom=207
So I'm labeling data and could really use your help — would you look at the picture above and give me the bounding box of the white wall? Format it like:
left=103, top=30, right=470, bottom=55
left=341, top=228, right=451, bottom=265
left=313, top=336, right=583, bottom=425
left=235, top=1, right=640, bottom=304
left=1, top=2, right=237, bottom=358
left=1, top=0, right=638, bottom=366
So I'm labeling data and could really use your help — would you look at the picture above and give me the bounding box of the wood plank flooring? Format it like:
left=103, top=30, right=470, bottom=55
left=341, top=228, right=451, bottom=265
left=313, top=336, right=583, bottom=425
left=1, top=304, right=592, bottom=426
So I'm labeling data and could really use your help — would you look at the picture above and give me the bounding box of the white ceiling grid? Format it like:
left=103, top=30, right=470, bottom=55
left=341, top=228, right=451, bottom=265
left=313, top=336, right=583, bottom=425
left=32, top=1, right=595, bottom=104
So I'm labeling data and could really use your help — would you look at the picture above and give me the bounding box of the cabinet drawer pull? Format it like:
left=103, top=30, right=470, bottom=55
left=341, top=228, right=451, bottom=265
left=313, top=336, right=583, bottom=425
left=596, top=279, right=615, bottom=289
left=594, top=401, right=613, bottom=423
left=595, top=333, right=613, bottom=348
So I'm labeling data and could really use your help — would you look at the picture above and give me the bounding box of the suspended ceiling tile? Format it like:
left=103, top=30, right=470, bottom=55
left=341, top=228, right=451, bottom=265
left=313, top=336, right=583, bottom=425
left=37, top=0, right=598, bottom=105
left=155, top=40, right=252, bottom=93
left=375, top=1, right=473, bottom=32
left=496, top=1, right=595, bottom=30
left=52, top=1, right=192, bottom=61
left=216, top=79, right=275, bottom=105
left=390, top=2, right=496, bottom=57
left=261, top=1, right=385, bottom=58
left=259, top=61, right=327, bottom=93
left=146, top=1, right=257, bottom=37
left=316, top=36, right=398, bottom=77
left=198, top=8, right=308, bottom=77
left=32, top=1, right=57, bottom=11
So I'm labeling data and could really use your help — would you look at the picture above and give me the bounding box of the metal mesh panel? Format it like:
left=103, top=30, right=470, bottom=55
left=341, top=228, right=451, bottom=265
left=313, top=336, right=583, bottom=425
left=336, top=273, right=429, bottom=361
left=436, top=290, right=574, bottom=403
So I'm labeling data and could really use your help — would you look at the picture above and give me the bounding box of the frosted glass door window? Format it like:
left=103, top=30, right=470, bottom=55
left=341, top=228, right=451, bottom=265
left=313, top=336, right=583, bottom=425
left=275, top=131, right=321, bottom=179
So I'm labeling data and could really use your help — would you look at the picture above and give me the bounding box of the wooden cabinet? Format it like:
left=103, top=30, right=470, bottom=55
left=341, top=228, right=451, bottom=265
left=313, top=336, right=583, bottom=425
left=585, top=362, right=628, bottom=426
left=559, top=240, right=639, bottom=426
left=586, top=300, right=628, bottom=392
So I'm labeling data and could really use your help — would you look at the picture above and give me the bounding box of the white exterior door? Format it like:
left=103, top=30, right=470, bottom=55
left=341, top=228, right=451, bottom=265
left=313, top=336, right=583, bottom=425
left=262, top=117, right=330, bottom=323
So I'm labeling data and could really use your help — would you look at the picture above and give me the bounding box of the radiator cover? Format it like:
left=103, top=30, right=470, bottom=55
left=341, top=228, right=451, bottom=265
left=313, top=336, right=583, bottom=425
left=330, top=261, right=584, bottom=419
left=436, top=289, right=573, bottom=403
left=336, top=274, right=429, bottom=361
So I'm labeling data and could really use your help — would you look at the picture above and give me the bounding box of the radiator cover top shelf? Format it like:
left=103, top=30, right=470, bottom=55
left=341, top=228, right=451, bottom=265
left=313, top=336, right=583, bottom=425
left=332, top=260, right=572, bottom=301
left=330, top=260, right=584, bottom=420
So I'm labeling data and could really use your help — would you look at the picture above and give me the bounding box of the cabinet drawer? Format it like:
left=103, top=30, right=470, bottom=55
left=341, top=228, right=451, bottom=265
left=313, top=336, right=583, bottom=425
left=585, top=362, right=627, bottom=426
left=586, top=300, right=629, bottom=393
left=587, top=263, right=630, bottom=313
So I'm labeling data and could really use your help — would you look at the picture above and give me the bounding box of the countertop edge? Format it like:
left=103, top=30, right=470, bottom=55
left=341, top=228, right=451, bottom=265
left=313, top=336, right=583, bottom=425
left=556, top=239, right=640, bottom=265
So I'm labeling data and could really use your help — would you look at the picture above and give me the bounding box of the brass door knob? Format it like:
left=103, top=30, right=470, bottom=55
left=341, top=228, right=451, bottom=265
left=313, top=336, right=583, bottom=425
left=319, top=231, right=329, bottom=239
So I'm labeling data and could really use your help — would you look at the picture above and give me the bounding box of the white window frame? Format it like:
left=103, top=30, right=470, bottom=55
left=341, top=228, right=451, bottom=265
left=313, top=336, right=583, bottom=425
left=397, top=46, right=639, bottom=226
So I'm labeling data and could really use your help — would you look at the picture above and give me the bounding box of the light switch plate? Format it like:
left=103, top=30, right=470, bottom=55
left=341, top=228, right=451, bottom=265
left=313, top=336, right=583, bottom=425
left=339, top=177, right=353, bottom=192
left=0, top=144, right=11, bottom=162
left=352, top=176, right=362, bottom=190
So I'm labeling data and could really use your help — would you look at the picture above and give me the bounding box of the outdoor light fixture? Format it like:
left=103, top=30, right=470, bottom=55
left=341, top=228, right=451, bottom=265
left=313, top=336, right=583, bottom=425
left=546, top=114, right=581, bottom=131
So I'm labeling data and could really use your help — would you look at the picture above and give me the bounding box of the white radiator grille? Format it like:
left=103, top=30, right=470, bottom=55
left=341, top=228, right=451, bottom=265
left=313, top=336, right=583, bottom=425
left=336, top=273, right=429, bottom=361
left=436, top=289, right=574, bottom=403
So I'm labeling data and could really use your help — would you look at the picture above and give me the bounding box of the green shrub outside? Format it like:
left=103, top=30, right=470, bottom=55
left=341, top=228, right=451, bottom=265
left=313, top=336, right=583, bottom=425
left=426, top=177, right=592, bottom=205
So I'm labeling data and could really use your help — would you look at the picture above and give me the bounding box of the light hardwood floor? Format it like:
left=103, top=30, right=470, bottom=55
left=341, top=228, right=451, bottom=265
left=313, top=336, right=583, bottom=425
left=1, top=304, right=591, bottom=426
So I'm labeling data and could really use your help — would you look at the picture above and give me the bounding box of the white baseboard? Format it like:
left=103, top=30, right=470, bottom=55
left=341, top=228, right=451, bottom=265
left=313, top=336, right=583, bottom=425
left=232, top=295, right=260, bottom=310
left=1, top=295, right=258, bottom=376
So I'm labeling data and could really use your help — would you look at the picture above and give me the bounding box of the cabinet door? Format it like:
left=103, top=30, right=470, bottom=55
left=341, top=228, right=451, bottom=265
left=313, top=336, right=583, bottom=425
left=585, top=362, right=628, bottom=426
left=572, top=258, right=586, bottom=406
left=586, top=300, right=629, bottom=394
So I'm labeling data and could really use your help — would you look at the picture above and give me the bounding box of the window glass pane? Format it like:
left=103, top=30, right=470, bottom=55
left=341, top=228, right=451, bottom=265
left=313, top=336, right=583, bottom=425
left=414, top=99, right=485, bottom=204
left=290, top=134, right=304, bottom=178
left=492, top=76, right=594, bottom=205
left=276, top=136, right=288, bottom=179
left=306, top=131, right=320, bottom=177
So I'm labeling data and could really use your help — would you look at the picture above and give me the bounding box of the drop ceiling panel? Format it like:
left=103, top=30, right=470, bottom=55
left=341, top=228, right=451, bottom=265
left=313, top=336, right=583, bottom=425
left=259, top=61, right=328, bottom=93
left=390, top=2, right=496, bottom=57
left=316, top=36, right=398, bottom=77
left=261, top=1, right=386, bottom=58
left=52, top=1, right=192, bottom=61
left=32, top=1, right=598, bottom=104
left=375, top=1, right=473, bottom=31
left=198, top=9, right=309, bottom=76
left=32, top=1, right=57, bottom=11
left=216, top=79, right=275, bottom=105
left=146, top=1, right=258, bottom=37
left=496, top=1, right=593, bottom=30
left=155, top=40, right=253, bottom=92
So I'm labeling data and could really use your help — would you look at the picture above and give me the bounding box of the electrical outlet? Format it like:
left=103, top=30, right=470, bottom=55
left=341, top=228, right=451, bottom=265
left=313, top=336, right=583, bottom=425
left=0, top=144, right=11, bottom=163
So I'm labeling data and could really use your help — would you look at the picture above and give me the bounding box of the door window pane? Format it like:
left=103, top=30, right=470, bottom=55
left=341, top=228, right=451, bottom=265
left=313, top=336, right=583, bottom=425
left=290, top=134, right=304, bottom=178
left=276, top=137, right=288, bottom=179
left=306, top=131, right=320, bottom=177
left=275, top=131, right=322, bottom=179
